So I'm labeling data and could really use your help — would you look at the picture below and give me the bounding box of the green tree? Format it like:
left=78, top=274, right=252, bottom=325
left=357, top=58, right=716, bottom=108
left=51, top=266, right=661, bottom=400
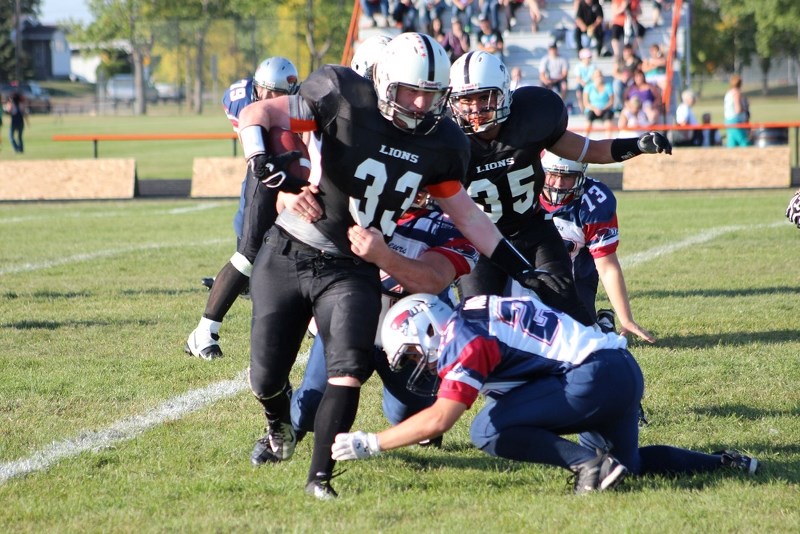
left=0, top=0, right=42, bottom=82
left=83, top=0, right=157, bottom=115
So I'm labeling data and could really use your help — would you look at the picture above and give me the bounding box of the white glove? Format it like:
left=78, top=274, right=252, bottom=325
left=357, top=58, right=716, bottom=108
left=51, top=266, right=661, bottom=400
left=787, top=189, right=800, bottom=228
left=331, top=431, right=381, bottom=461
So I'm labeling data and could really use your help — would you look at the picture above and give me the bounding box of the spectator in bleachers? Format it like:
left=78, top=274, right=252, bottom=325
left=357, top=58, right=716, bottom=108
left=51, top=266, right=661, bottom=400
left=610, top=0, right=645, bottom=58
left=574, top=0, right=604, bottom=56
left=573, top=48, right=597, bottom=114
left=525, top=0, right=545, bottom=33
left=624, top=68, right=661, bottom=124
left=672, top=89, right=702, bottom=147
left=431, top=16, right=447, bottom=46
left=479, top=0, right=502, bottom=32
left=449, top=0, right=477, bottom=33
left=392, top=0, right=420, bottom=32
left=475, top=14, right=504, bottom=59
left=652, top=0, right=671, bottom=27
left=618, top=95, right=653, bottom=136
left=443, top=17, right=471, bottom=62
left=612, top=44, right=641, bottom=111
left=510, top=66, right=532, bottom=91
left=539, top=43, right=570, bottom=101
left=641, top=43, right=667, bottom=90
left=360, top=0, right=391, bottom=27
left=418, top=0, right=449, bottom=35
left=583, top=69, right=615, bottom=135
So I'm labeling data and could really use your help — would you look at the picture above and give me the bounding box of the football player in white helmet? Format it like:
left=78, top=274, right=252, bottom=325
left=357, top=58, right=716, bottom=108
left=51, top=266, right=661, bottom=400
left=185, top=57, right=304, bottom=361
left=373, top=32, right=452, bottom=135
left=235, top=32, right=555, bottom=500
left=350, top=34, right=393, bottom=80
left=253, top=56, right=300, bottom=99
left=333, top=293, right=760, bottom=494
left=539, top=150, right=654, bottom=343
left=447, top=50, right=672, bottom=331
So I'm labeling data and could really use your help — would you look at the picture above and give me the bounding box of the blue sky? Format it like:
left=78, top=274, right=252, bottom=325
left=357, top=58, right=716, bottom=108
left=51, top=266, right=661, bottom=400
left=40, top=0, right=93, bottom=24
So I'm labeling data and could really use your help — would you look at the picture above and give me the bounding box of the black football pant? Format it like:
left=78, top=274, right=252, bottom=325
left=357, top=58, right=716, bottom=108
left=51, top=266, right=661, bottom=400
left=458, top=211, right=594, bottom=326
left=249, top=226, right=381, bottom=400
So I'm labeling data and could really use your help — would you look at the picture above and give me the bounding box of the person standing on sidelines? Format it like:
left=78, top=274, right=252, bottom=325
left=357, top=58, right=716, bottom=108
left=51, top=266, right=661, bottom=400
left=185, top=57, right=302, bottom=360
left=447, top=51, right=670, bottom=327
left=234, top=33, right=555, bottom=500
left=332, top=293, right=759, bottom=494
left=6, top=92, right=29, bottom=154
left=539, top=151, right=654, bottom=342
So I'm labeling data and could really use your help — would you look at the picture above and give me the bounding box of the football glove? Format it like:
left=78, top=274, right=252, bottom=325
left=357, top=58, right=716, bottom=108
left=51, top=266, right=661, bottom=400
left=331, top=431, right=381, bottom=461
left=248, top=150, right=303, bottom=187
left=637, top=131, right=672, bottom=155
left=515, top=268, right=570, bottom=299
left=787, top=189, right=800, bottom=228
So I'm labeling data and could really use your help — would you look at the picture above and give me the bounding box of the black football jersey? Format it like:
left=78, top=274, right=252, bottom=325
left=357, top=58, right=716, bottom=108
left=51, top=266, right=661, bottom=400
left=463, top=86, right=568, bottom=236
left=295, top=65, right=471, bottom=256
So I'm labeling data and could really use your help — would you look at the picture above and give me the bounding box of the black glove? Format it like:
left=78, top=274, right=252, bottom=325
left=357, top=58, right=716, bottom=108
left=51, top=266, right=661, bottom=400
left=515, top=268, right=571, bottom=300
left=247, top=150, right=305, bottom=192
left=637, top=131, right=672, bottom=155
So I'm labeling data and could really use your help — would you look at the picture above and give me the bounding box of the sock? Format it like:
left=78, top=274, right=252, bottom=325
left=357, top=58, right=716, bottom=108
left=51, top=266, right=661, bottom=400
left=307, top=384, right=360, bottom=483
left=203, top=262, right=249, bottom=322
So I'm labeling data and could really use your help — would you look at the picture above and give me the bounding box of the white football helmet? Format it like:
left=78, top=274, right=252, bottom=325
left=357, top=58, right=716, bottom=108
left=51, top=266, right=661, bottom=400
left=253, top=56, right=299, bottom=99
left=373, top=32, right=452, bottom=135
left=541, top=150, right=588, bottom=205
left=449, top=51, right=512, bottom=134
left=381, top=293, right=453, bottom=395
left=351, top=34, right=393, bottom=80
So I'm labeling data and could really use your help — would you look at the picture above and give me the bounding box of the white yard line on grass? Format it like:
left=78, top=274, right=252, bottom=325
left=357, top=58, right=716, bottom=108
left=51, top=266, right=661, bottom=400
left=0, top=239, right=228, bottom=276
left=0, top=202, right=229, bottom=225
left=0, top=371, right=249, bottom=484
left=620, top=222, right=786, bottom=269
left=0, top=221, right=785, bottom=485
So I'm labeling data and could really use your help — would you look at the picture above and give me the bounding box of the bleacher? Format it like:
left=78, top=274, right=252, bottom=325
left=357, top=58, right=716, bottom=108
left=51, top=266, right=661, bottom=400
left=356, top=0, right=688, bottom=134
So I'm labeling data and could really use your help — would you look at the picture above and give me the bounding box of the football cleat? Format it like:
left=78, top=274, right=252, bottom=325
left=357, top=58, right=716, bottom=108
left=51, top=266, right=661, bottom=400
left=184, top=328, right=223, bottom=360
left=596, top=309, right=616, bottom=334
left=716, top=449, right=759, bottom=475
left=251, top=420, right=296, bottom=465
left=305, top=478, right=339, bottom=501
left=570, top=451, right=628, bottom=495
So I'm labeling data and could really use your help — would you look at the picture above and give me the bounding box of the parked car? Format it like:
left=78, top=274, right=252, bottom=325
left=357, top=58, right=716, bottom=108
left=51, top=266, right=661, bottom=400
left=154, top=82, right=185, bottom=103
left=105, top=74, right=158, bottom=103
left=0, top=81, right=52, bottom=113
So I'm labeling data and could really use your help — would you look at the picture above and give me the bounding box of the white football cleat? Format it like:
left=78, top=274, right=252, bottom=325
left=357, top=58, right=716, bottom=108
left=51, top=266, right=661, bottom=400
left=184, top=327, right=223, bottom=360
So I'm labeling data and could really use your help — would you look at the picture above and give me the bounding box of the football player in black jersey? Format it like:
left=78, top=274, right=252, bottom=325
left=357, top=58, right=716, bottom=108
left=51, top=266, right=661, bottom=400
left=448, top=51, right=671, bottom=325
left=235, top=33, right=553, bottom=500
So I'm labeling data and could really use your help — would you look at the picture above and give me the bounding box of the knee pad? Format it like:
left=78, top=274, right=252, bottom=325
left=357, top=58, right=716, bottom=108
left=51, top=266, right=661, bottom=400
left=229, top=252, right=253, bottom=277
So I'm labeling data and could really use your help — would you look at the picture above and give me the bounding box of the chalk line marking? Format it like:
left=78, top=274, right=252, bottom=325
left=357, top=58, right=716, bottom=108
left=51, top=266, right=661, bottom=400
left=0, top=238, right=228, bottom=276
left=620, top=221, right=785, bottom=269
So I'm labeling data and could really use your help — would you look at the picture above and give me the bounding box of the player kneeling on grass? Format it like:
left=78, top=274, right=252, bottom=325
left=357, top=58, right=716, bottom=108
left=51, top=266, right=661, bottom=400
left=332, top=293, right=759, bottom=494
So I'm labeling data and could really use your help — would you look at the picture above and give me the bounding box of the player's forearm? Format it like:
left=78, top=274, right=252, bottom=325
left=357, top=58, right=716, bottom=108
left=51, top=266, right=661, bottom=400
left=596, top=254, right=635, bottom=325
left=376, top=399, right=465, bottom=451
left=378, top=252, right=455, bottom=295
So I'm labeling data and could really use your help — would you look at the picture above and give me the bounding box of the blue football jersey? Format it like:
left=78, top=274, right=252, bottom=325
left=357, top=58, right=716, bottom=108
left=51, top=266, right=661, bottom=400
left=436, top=295, right=627, bottom=407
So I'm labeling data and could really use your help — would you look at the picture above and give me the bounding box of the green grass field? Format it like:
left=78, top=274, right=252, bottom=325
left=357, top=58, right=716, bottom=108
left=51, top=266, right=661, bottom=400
left=1, top=190, right=799, bottom=532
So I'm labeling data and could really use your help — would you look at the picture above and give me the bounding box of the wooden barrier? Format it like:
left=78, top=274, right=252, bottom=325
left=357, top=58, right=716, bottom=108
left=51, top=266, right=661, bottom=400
left=190, top=157, right=246, bottom=198
left=622, top=146, right=791, bottom=190
left=0, top=159, right=136, bottom=200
